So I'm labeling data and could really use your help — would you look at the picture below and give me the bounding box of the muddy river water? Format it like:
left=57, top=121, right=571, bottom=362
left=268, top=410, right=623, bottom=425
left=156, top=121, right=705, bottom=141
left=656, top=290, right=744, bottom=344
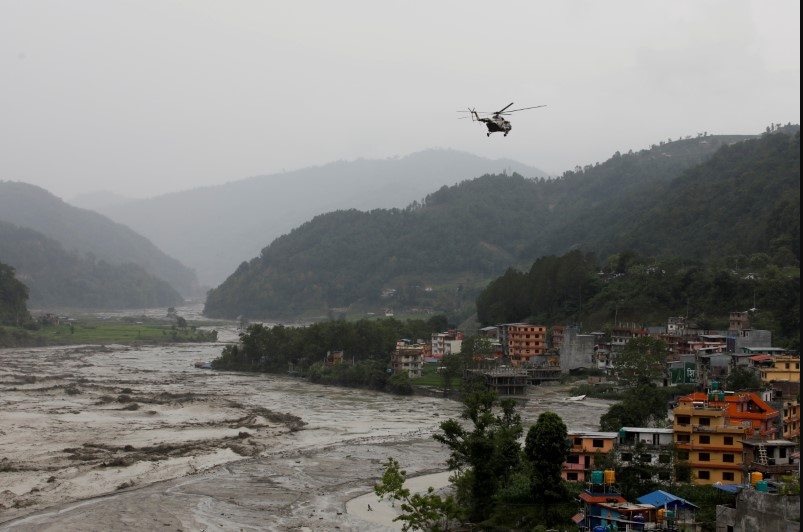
left=0, top=306, right=613, bottom=531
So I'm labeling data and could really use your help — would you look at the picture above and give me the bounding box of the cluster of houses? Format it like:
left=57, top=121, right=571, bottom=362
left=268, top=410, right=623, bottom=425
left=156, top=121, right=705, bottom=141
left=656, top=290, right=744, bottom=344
left=381, top=311, right=799, bottom=530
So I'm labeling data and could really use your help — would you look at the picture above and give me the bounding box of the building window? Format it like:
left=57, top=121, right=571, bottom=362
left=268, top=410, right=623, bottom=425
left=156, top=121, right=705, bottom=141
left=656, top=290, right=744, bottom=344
left=699, top=435, right=710, bottom=444
left=567, top=455, right=580, bottom=464
left=699, top=453, right=710, bottom=462
left=574, top=438, right=582, bottom=446
left=678, top=451, right=689, bottom=460
left=567, top=472, right=578, bottom=481
left=698, top=471, right=710, bottom=480
left=659, top=454, right=671, bottom=464
left=621, top=453, right=632, bottom=462
left=723, top=472, right=735, bottom=481
left=592, top=439, right=604, bottom=448
left=677, top=415, right=690, bottom=425
left=699, top=417, right=711, bottom=426
left=724, top=436, right=734, bottom=445
left=658, top=471, right=671, bottom=481
left=677, top=434, right=690, bottom=443
left=722, top=453, right=734, bottom=463
left=640, top=454, right=652, bottom=463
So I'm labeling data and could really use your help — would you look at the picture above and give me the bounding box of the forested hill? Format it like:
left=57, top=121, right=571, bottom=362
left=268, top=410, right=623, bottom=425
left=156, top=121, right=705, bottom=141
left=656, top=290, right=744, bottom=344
left=203, top=129, right=799, bottom=321
left=85, top=149, right=547, bottom=287
left=0, top=221, right=184, bottom=309
left=0, top=182, right=200, bottom=298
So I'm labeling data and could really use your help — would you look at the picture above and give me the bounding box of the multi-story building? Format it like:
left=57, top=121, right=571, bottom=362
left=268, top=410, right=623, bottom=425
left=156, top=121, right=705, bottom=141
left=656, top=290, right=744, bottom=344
left=391, top=340, right=424, bottom=378
left=563, top=431, right=618, bottom=482
left=430, top=329, right=462, bottom=362
left=500, top=323, right=546, bottom=367
left=672, top=391, right=779, bottom=485
left=781, top=399, right=800, bottom=441
left=609, top=325, right=649, bottom=354
left=551, top=325, right=566, bottom=349
left=759, top=355, right=800, bottom=383
left=616, top=428, right=674, bottom=482
left=740, top=439, right=799, bottom=480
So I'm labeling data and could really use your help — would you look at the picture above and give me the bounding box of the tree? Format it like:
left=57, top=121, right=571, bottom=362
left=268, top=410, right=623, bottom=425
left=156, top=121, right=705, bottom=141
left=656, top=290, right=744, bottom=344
left=524, top=411, right=569, bottom=502
left=600, top=384, right=669, bottom=430
left=614, top=336, right=669, bottom=387
left=726, top=366, right=762, bottom=391
left=433, top=390, right=523, bottom=523
left=374, top=457, right=463, bottom=532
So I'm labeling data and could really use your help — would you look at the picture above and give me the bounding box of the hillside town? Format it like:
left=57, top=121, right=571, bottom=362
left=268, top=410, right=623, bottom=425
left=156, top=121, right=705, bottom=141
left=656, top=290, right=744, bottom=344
left=382, top=310, right=799, bottom=531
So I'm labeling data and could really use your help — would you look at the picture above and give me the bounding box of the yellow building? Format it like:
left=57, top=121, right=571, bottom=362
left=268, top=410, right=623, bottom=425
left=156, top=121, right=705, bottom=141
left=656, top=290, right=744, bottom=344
left=759, top=355, right=800, bottom=383
left=673, top=399, right=748, bottom=485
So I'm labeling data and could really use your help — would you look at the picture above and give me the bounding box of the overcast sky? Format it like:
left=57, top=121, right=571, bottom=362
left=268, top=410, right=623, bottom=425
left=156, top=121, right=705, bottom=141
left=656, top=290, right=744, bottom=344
left=2, top=0, right=799, bottom=201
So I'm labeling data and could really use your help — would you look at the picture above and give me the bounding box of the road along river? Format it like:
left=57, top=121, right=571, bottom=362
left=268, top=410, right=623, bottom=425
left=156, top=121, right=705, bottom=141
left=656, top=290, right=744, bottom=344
left=0, top=318, right=613, bottom=531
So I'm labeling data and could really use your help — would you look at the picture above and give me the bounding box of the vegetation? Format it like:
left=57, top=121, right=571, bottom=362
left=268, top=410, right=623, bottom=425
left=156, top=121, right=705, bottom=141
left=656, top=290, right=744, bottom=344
left=204, top=129, right=799, bottom=325
left=0, top=181, right=199, bottom=298
left=0, top=262, right=31, bottom=326
left=1, top=315, right=218, bottom=347
left=477, top=249, right=800, bottom=350
left=0, top=220, right=185, bottom=309
left=374, top=457, right=463, bottom=532
left=212, top=316, right=451, bottom=393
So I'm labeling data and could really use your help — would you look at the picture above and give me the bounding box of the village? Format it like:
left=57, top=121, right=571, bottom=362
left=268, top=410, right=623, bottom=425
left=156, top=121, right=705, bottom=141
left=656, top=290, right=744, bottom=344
left=376, top=309, right=800, bottom=530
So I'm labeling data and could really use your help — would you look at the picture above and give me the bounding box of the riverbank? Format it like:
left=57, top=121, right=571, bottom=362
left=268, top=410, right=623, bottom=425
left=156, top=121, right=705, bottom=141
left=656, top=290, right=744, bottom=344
left=0, top=337, right=610, bottom=530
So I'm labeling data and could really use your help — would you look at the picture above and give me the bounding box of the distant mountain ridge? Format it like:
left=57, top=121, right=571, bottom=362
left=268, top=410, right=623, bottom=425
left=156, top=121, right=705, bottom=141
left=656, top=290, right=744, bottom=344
left=85, top=149, right=548, bottom=287
left=0, top=220, right=184, bottom=309
left=203, top=129, right=800, bottom=321
left=0, top=182, right=200, bottom=300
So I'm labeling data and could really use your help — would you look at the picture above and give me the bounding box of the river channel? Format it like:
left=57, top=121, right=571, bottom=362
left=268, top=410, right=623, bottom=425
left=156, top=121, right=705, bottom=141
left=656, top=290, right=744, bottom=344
left=0, top=304, right=613, bottom=531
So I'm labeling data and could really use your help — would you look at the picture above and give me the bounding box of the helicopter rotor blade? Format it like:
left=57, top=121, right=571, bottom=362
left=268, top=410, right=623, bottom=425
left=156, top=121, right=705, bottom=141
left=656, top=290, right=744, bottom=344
left=496, top=102, right=515, bottom=114
left=500, top=105, right=547, bottom=114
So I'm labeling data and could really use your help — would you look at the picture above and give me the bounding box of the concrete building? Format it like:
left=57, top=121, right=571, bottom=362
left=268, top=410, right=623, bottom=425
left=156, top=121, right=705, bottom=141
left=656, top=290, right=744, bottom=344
left=559, top=326, right=595, bottom=374
left=391, top=340, right=424, bottom=378
left=616, top=427, right=675, bottom=482
left=500, top=323, right=546, bottom=367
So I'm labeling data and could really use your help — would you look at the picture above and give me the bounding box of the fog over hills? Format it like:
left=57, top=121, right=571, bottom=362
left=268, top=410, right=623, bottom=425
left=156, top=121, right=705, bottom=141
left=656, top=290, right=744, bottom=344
left=77, top=149, right=547, bottom=287
left=0, top=182, right=200, bottom=301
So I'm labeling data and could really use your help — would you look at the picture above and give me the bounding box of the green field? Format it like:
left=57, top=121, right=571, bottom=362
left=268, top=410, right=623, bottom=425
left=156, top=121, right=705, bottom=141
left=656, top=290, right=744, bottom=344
left=0, top=318, right=219, bottom=348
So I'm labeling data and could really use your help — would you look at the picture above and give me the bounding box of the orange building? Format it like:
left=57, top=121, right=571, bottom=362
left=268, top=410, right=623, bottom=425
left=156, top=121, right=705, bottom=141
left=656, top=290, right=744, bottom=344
left=503, top=323, right=546, bottom=366
left=672, top=390, right=779, bottom=485
left=562, top=431, right=618, bottom=482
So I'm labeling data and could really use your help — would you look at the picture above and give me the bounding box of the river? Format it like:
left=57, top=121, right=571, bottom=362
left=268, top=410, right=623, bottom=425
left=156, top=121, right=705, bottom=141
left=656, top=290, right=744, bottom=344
left=0, top=304, right=613, bottom=531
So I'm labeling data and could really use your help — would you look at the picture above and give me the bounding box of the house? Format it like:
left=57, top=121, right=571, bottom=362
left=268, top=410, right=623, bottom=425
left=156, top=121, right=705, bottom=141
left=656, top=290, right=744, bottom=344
left=616, top=427, right=674, bottom=482
left=740, top=439, right=799, bottom=480
left=391, top=340, right=424, bottom=378
left=563, top=431, right=618, bottom=482
left=672, top=391, right=779, bottom=485
left=759, top=354, right=800, bottom=383
left=499, top=323, right=547, bottom=367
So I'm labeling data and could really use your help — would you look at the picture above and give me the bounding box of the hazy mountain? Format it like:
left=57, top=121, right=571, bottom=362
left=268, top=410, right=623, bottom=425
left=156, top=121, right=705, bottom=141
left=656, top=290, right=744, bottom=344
left=68, top=190, right=136, bottom=211
left=0, top=182, right=200, bottom=298
left=0, top=221, right=184, bottom=309
left=87, top=149, right=547, bottom=287
left=203, top=129, right=799, bottom=321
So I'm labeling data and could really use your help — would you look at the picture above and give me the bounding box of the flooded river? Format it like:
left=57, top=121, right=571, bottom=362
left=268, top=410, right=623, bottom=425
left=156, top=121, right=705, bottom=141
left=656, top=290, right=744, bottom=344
left=0, top=305, right=613, bottom=531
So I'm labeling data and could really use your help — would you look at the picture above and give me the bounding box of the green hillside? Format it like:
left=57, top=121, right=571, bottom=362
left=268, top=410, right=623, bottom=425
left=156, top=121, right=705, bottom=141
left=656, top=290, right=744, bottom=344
left=204, top=129, right=799, bottom=323
left=0, top=221, right=184, bottom=309
left=0, top=182, right=200, bottom=297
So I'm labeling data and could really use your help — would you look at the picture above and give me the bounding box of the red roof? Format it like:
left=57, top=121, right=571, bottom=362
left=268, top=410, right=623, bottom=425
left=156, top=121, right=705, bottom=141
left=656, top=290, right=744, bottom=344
left=580, top=492, right=627, bottom=504
left=750, top=354, right=773, bottom=362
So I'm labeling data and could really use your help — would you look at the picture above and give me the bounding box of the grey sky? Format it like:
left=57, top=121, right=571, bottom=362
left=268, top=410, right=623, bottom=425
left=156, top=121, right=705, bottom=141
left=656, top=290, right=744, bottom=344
left=2, top=0, right=799, bottom=201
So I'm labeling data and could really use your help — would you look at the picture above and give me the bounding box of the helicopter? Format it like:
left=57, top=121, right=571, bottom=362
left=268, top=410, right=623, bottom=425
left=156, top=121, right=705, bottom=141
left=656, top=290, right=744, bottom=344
left=459, top=102, right=546, bottom=137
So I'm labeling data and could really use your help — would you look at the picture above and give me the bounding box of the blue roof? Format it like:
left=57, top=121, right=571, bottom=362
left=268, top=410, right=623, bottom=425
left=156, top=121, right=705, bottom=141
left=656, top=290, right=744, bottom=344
left=712, top=484, right=751, bottom=493
left=637, top=489, right=699, bottom=509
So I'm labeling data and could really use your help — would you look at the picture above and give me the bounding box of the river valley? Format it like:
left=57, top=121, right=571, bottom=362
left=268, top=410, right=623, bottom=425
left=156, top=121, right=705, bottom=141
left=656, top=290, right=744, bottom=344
left=0, top=305, right=614, bottom=531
